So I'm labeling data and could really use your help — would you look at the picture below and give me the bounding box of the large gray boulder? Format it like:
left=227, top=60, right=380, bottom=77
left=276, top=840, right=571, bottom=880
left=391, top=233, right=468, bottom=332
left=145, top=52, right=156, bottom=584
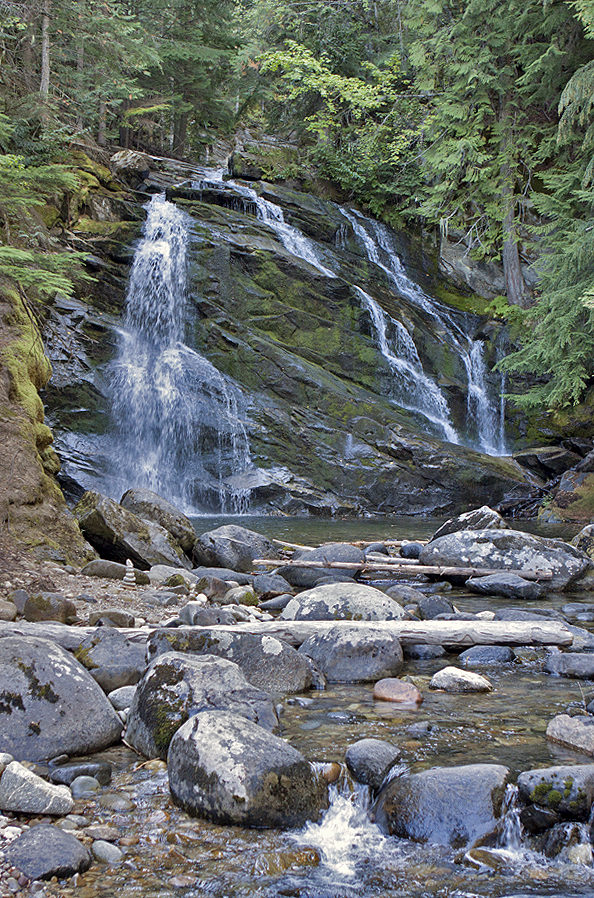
left=5, top=824, right=92, bottom=880
left=168, top=710, right=328, bottom=827
left=72, top=628, right=148, bottom=692
left=192, top=525, right=278, bottom=573
left=373, top=763, right=510, bottom=847
left=125, top=652, right=279, bottom=759
left=544, top=653, right=594, bottom=679
left=0, top=762, right=73, bottom=815
left=74, top=490, right=191, bottom=570
left=0, top=636, right=123, bottom=761
left=517, top=764, right=594, bottom=820
left=430, top=506, right=508, bottom=541
left=280, top=582, right=406, bottom=622
left=298, top=624, right=403, bottom=682
left=419, top=529, right=591, bottom=590
left=466, top=572, right=545, bottom=600
left=120, top=487, right=196, bottom=554
left=147, top=627, right=312, bottom=697
left=276, top=543, right=364, bottom=588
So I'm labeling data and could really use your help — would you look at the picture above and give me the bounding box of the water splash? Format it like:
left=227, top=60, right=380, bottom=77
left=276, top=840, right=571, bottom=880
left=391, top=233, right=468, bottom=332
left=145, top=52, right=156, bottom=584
left=109, top=194, right=251, bottom=513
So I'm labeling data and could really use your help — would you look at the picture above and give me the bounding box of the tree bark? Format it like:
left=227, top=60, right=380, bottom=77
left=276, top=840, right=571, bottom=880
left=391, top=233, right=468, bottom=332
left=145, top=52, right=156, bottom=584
left=39, top=0, right=51, bottom=98
left=253, top=558, right=553, bottom=581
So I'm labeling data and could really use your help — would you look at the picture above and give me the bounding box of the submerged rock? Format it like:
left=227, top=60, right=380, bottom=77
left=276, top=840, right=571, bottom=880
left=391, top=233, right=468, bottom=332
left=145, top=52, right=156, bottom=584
left=373, top=763, right=510, bottom=847
left=125, top=652, right=278, bottom=759
left=167, top=710, right=328, bottom=827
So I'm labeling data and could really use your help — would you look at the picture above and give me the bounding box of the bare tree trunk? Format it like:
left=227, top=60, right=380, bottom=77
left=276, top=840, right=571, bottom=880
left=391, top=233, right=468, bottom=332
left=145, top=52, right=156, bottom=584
left=39, top=0, right=51, bottom=98
left=76, top=41, right=85, bottom=130
left=499, top=94, right=529, bottom=309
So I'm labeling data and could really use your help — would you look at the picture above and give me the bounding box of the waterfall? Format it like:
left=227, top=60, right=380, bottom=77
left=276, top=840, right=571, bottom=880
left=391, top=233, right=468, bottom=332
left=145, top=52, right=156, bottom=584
left=109, top=194, right=251, bottom=513
left=340, top=207, right=507, bottom=455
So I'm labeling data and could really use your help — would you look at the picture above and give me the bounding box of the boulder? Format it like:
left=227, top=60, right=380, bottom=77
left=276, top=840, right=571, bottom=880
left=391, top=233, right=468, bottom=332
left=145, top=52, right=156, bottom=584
left=4, top=824, right=92, bottom=880
left=373, top=763, right=510, bottom=846
left=191, top=566, right=252, bottom=586
left=280, top=582, right=406, bottom=622
left=0, top=635, right=123, bottom=761
left=298, top=624, right=403, bottom=683
left=419, top=529, right=591, bottom=590
left=49, top=761, right=112, bottom=786
left=147, top=628, right=312, bottom=697
left=88, top=608, right=136, bottom=628
left=385, top=584, right=427, bottom=604
left=466, top=572, right=545, bottom=600
left=546, top=714, right=594, bottom=754
left=177, top=603, right=236, bottom=627
left=373, top=679, right=423, bottom=704
left=0, top=761, right=73, bottom=815
left=571, top=524, right=594, bottom=562
left=72, top=627, right=148, bottom=692
left=23, top=592, right=77, bottom=624
left=167, top=710, right=328, bottom=827
left=430, top=506, right=508, bottom=541
left=429, top=666, right=493, bottom=693
left=345, top=739, right=401, bottom=791
left=192, top=525, right=278, bottom=573
left=517, top=764, right=594, bottom=820
left=120, top=487, right=196, bottom=554
left=459, top=645, right=515, bottom=667
left=544, top=653, right=594, bottom=679
left=81, top=559, right=150, bottom=585
left=149, top=564, right=199, bottom=586
left=0, top=600, right=17, bottom=622
left=251, top=572, right=294, bottom=599
left=125, top=652, right=279, bottom=759
left=276, top=543, right=364, bottom=588
left=417, top=595, right=454, bottom=620
left=74, top=490, right=191, bottom=570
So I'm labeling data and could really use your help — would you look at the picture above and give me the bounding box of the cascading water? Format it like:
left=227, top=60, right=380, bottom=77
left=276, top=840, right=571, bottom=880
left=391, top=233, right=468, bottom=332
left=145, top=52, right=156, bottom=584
left=340, top=207, right=507, bottom=455
left=109, top=194, right=251, bottom=513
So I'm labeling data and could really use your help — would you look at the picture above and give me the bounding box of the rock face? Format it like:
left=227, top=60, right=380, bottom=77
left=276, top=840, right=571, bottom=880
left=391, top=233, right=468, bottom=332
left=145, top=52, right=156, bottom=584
left=419, top=529, right=591, bottom=589
left=192, top=525, right=278, bottom=573
left=373, top=763, right=510, bottom=846
left=280, top=582, right=406, bottom=622
left=0, top=636, right=123, bottom=761
left=147, top=628, right=312, bottom=696
left=125, top=652, right=279, bottom=759
left=167, top=710, right=328, bottom=827
left=74, top=490, right=191, bottom=570
left=298, top=624, right=403, bottom=682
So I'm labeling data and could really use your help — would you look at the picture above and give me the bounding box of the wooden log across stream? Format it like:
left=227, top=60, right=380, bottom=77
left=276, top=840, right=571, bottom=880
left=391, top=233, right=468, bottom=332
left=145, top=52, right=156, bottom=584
left=206, top=619, right=573, bottom=648
left=253, top=558, right=554, bottom=582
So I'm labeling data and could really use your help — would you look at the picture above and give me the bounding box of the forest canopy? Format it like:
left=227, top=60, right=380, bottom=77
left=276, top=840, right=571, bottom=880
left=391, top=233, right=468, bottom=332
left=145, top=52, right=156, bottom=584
left=2, top=0, right=594, bottom=408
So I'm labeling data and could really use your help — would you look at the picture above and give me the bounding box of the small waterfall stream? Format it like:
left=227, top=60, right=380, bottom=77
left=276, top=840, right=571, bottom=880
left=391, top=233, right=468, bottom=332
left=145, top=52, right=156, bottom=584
left=109, top=194, right=251, bottom=513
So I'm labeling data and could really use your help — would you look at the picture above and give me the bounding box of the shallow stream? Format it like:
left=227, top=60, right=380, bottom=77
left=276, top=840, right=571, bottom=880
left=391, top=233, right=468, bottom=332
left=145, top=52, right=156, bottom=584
left=52, top=516, right=594, bottom=898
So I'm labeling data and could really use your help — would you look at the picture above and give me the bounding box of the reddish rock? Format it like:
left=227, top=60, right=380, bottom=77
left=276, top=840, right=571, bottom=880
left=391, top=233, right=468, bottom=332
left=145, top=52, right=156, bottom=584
left=373, top=678, right=423, bottom=704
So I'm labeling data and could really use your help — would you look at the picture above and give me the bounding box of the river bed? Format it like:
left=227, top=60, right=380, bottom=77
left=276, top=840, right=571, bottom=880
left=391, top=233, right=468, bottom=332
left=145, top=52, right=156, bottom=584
left=46, top=515, right=594, bottom=898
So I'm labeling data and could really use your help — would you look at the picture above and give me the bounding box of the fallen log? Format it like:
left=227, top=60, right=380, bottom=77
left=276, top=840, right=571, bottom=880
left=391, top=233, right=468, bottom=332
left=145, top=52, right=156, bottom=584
left=206, top=619, right=573, bottom=649
left=252, top=558, right=554, bottom=582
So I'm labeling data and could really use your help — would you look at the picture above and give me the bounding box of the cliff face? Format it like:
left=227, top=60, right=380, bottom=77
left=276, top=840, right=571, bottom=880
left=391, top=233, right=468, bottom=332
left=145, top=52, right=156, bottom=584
left=39, top=154, right=534, bottom=519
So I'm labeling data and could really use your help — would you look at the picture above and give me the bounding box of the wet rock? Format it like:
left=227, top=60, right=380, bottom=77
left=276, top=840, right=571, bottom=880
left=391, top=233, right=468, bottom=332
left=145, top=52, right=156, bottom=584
left=91, top=839, right=124, bottom=865
left=120, top=487, right=196, bottom=554
left=399, top=542, right=423, bottom=559
left=429, top=666, right=493, bottom=693
left=544, top=653, right=594, bottom=679
left=417, top=595, right=454, bottom=620
left=345, top=739, right=401, bottom=791
left=23, top=592, right=77, bottom=624
left=280, top=582, right=406, bottom=622
left=192, top=525, right=278, bottom=573
left=419, top=529, right=591, bottom=590
left=459, top=645, right=515, bottom=667
left=168, top=710, right=328, bottom=827
left=430, top=506, right=508, bottom=541
left=298, top=624, right=403, bottom=683
left=374, top=763, right=510, bottom=847
left=403, top=644, right=447, bottom=660
left=0, top=761, right=73, bottom=814
left=125, top=652, right=279, bottom=759
left=0, top=635, right=123, bottom=761
left=74, top=490, right=191, bottom=570
left=108, top=685, right=137, bottom=711
left=536, top=822, right=585, bottom=859
left=517, top=764, right=594, bottom=820
left=147, top=627, right=312, bottom=697
left=72, top=627, right=148, bottom=692
left=71, top=775, right=101, bottom=798
left=519, top=803, right=560, bottom=834
left=466, top=573, right=545, bottom=600
left=49, top=761, right=112, bottom=786
left=88, top=608, right=136, bottom=628
left=4, top=824, right=91, bottom=880
left=81, top=560, right=150, bottom=584
left=276, top=543, right=364, bottom=588
left=546, top=714, right=594, bottom=754
left=373, top=679, right=423, bottom=704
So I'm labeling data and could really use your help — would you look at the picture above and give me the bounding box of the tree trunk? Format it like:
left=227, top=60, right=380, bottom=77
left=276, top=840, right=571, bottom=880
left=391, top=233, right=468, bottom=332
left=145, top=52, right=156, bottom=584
left=39, top=0, right=51, bottom=98
left=501, top=174, right=529, bottom=308
left=98, top=99, right=107, bottom=146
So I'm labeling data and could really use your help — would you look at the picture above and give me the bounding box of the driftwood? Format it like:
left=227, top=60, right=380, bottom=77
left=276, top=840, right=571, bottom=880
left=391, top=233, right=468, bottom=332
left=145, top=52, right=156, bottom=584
left=252, top=558, right=554, bottom=582
left=207, top=619, right=573, bottom=649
